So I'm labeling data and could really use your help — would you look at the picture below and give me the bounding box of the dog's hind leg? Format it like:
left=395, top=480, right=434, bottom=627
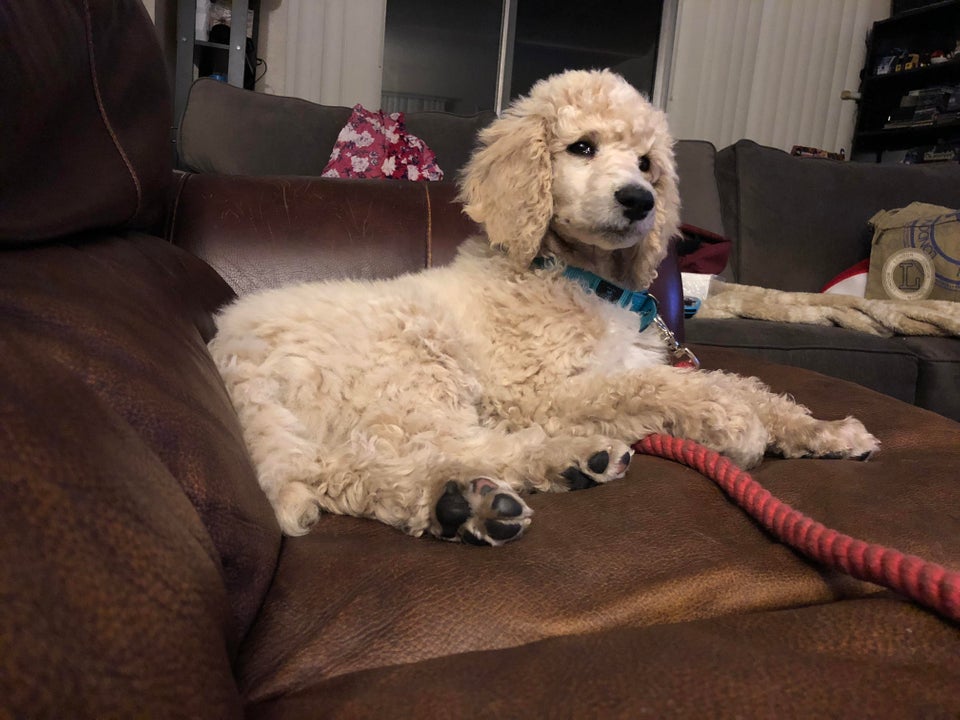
left=232, top=397, right=329, bottom=536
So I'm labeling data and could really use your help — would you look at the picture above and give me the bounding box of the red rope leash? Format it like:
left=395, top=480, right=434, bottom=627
left=634, top=434, right=960, bottom=622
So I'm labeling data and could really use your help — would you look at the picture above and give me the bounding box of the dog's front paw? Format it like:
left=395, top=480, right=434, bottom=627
left=433, top=478, right=533, bottom=547
left=773, top=416, right=880, bottom=461
left=559, top=440, right=634, bottom=490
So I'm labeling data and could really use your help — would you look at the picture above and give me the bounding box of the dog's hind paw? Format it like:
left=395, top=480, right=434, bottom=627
left=559, top=440, right=634, bottom=490
left=272, top=481, right=323, bottom=536
left=433, top=478, right=532, bottom=547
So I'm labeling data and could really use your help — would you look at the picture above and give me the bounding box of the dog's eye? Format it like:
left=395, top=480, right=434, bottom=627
left=639, top=155, right=651, bottom=172
left=566, top=140, right=596, bottom=158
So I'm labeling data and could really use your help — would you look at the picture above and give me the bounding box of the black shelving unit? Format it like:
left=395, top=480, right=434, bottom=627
left=852, top=0, right=960, bottom=162
left=173, top=0, right=261, bottom=131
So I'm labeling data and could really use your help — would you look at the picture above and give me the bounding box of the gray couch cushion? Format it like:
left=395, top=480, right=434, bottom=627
left=687, top=318, right=920, bottom=407
left=402, top=111, right=495, bottom=181
left=716, top=140, right=960, bottom=292
left=177, top=79, right=494, bottom=178
left=899, top=337, right=960, bottom=422
left=674, top=140, right=725, bottom=238
left=178, top=79, right=351, bottom=176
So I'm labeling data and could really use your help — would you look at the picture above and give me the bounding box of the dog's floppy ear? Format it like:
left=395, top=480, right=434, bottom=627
left=457, top=106, right=552, bottom=267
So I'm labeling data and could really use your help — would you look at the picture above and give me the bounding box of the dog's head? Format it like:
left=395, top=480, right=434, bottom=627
left=457, top=69, right=679, bottom=290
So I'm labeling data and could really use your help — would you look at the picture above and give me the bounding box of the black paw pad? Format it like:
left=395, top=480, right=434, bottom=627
left=561, top=466, right=599, bottom=491
left=492, top=493, right=524, bottom=517
left=485, top=520, right=523, bottom=541
left=436, top=481, right=471, bottom=538
left=620, top=451, right=632, bottom=468
left=588, top=451, right=610, bottom=474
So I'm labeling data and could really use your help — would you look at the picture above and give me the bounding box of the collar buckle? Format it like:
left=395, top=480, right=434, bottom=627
left=653, top=315, right=701, bottom=369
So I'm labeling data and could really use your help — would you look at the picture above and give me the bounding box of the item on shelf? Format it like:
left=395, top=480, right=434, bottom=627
left=875, top=51, right=901, bottom=75
left=195, top=0, right=210, bottom=41
left=903, top=140, right=960, bottom=163
left=944, top=85, right=960, bottom=118
left=876, top=44, right=959, bottom=76
left=895, top=52, right=921, bottom=72
left=884, top=86, right=956, bottom=129
left=790, top=145, right=845, bottom=160
left=207, top=0, right=255, bottom=39
left=916, top=86, right=954, bottom=106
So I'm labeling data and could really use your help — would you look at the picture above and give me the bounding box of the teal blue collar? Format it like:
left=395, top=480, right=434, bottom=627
left=532, top=257, right=658, bottom=332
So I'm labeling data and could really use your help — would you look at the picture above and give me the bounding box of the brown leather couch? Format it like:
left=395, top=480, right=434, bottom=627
left=3, top=2, right=959, bottom=717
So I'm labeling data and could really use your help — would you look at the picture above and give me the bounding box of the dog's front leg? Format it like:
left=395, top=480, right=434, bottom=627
left=525, top=366, right=877, bottom=468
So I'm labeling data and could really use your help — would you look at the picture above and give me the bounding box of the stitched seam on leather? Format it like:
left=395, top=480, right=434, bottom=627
left=424, top=183, right=433, bottom=268
left=83, top=0, right=142, bottom=224
left=165, top=172, right=191, bottom=243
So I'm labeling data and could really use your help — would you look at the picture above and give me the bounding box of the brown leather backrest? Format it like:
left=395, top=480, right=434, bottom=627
left=168, top=175, right=474, bottom=295
left=168, top=173, right=685, bottom=337
left=0, top=0, right=172, bottom=243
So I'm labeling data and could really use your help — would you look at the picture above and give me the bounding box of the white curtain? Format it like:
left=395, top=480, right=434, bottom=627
left=666, top=0, right=889, bottom=154
left=260, top=0, right=386, bottom=108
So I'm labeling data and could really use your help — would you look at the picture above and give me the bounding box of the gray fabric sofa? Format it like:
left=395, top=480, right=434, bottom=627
left=682, top=139, right=960, bottom=422
left=178, top=78, right=495, bottom=179
left=177, top=82, right=960, bottom=421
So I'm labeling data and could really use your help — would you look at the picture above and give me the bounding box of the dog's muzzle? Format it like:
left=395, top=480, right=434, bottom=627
left=615, top=185, right=655, bottom=223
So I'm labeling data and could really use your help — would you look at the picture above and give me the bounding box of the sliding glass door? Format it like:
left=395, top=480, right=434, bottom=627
left=382, top=0, right=668, bottom=115
left=510, top=1, right=664, bottom=100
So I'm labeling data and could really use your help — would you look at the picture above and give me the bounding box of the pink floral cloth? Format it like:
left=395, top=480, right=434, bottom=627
left=322, top=105, right=444, bottom=181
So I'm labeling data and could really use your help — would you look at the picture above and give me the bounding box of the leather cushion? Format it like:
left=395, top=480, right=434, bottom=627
left=0, top=235, right=281, bottom=666
left=248, top=597, right=960, bottom=718
left=0, top=0, right=171, bottom=242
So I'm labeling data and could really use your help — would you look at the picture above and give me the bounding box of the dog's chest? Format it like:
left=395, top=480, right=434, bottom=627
left=475, top=277, right=665, bottom=377
left=586, top=302, right=666, bottom=374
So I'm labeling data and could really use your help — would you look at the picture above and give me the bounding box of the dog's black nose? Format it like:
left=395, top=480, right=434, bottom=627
left=615, top=185, right=655, bottom=222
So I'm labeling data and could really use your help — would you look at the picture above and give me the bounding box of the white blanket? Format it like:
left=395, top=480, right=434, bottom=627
left=697, top=281, right=960, bottom=337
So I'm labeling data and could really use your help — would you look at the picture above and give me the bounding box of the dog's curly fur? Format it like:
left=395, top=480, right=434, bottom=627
left=210, top=70, right=879, bottom=545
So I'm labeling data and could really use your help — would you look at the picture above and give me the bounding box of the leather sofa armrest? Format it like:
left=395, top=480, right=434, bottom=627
left=166, top=174, right=476, bottom=295
left=166, top=172, right=684, bottom=338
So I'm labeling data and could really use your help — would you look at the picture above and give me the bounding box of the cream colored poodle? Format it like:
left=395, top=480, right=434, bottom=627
left=209, top=69, right=879, bottom=546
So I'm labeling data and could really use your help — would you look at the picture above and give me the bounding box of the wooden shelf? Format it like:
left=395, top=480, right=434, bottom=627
left=194, top=40, right=231, bottom=50
left=852, top=0, right=960, bottom=161
left=863, top=58, right=960, bottom=85
left=173, top=0, right=261, bottom=148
